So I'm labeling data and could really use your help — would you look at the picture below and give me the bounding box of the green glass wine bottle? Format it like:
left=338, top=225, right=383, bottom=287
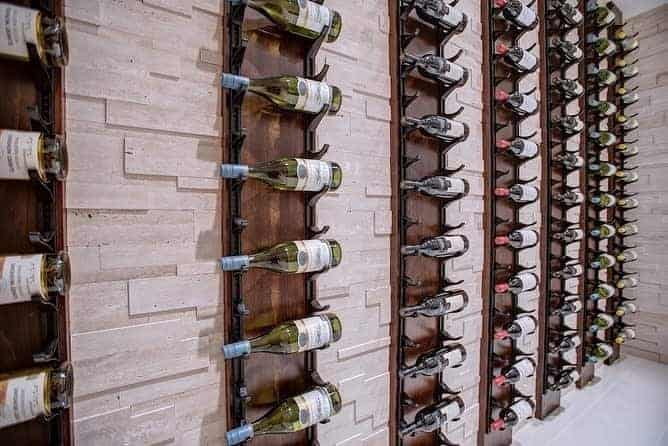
left=221, top=73, right=342, bottom=115
left=225, top=384, right=342, bottom=445
left=229, top=0, right=342, bottom=42
left=222, top=314, right=342, bottom=359
left=587, top=64, right=617, bottom=86
left=589, top=130, right=617, bottom=148
left=587, top=96, right=617, bottom=117
left=221, top=240, right=342, bottom=273
left=587, top=4, right=615, bottom=28
left=221, top=157, right=342, bottom=192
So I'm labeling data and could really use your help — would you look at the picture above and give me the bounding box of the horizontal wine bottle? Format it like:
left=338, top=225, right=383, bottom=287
left=590, top=224, right=616, bottom=240
left=612, top=327, right=636, bottom=345
left=589, top=283, right=616, bottom=300
left=588, top=35, right=617, bottom=58
left=491, top=399, right=534, bottom=431
left=591, top=192, right=616, bottom=208
left=616, top=276, right=638, bottom=289
left=590, top=253, right=616, bottom=269
left=400, top=175, right=469, bottom=199
left=493, top=357, right=535, bottom=386
left=221, top=73, right=342, bottom=115
left=0, top=130, right=67, bottom=181
left=496, top=137, right=539, bottom=159
left=401, top=235, right=468, bottom=258
left=0, top=363, right=72, bottom=429
left=496, top=89, right=539, bottom=117
left=495, top=229, right=538, bottom=249
left=615, top=302, right=637, bottom=317
left=0, top=253, right=70, bottom=306
left=619, top=63, right=639, bottom=80
left=225, top=384, right=341, bottom=445
left=549, top=37, right=583, bottom=63
left=617, top=223, right=639, bottom=236
left=555, top=153, right=584, bottom=169
left=616, top=250, right=638, bottom=263
left=495, top=315, right=537, bottom=340
left=403, top=53, right=468, bottom=87
left=414, top=0, right=467, bottom=31
left=616, top=86, right=640, bottom=105
left=221, top=157, right=341, bottom=192
left=399, top=344, right=466, bottom=378
left=552, top=263, right=583, bottom=279
left=613, top=29, right=638, bottom=53
left=589, top=161, right=617, bottom=177
left=585, top=342, right=613, bottom=363
left=554, top=190, right=584, bottom=206
left=495, top=272, right=538, bottom=294
left=495, top=184, right=539, bottom=203
left=553, top=227, right=584, bottom=243
left=587, top=64, right=618, bottom=86
left=494, top=0, right=538, bottom=30
left=586, top=3, right=615, bottom=28
left=553, top=116, right=584, bottom=135
left=617, top=116, right=639, bottom=132
left=400, top=397, right=465, bottom=436
left=552, top=78, right=584, bottom=99
left=399, top=290, right=468, bottom=318
left=220, top=239, right=341, bottom=273
left=495, top=43, right=538, bottom=73
left=549, top=0, right=583, bottom=26
left=230, top=0, right=342, bottom=42
left=402, top=115, right=467, bottom=143
left=615, top=170, right=639, bottom=184
left=587, top=96, right=617, bottom=117
left=0, top=3, right=68, bottom=67
left=617, top=197, right=639, bottom=209
left=548, top=332, right=580, bottom=353
left=616, top=143, right=639, bottom=157
left=222, top=314, right=342, bottom=359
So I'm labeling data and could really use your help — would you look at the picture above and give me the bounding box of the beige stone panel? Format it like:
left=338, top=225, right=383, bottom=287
left=129, top=273, right=220, bottom=315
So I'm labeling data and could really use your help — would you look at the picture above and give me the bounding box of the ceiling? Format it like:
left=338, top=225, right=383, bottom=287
left=614, top=0, right=667, bottom=18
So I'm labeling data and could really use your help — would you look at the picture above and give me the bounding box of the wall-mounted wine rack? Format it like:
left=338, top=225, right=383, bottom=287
left=224, top=2, right=336, bottom=444
left=0, top=0, right=71, bottom=444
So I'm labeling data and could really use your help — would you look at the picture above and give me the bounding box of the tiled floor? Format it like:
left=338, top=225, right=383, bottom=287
left=515, top=355, right=668, bottom=446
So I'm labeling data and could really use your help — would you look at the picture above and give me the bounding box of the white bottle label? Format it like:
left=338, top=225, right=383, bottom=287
left=294, top=388, right=333, bottom=427
left=516, top=185, right=538, bottom=202
left=446, top=293, right=466, bottom=313
left=513, top=273, right=537, bottom=292
left=562, top=348, right=577, bottom=364
left=512, top=230, right=537, bottom=248
left=0, top=4, right=39, bottom=61
left=0, top=130, right=40, bottom=180
left=439, top=400, right=463, bottom=420
left=517, top=49, right=537, bottom=71
left=514, top=358, right=535, bottom=378
left=448, top=120, right=466, bottom=139
left=519, top=95, right=538, bottom=114
left=511, top=400, right=534, bottom=420
left=295, top=159, right=332, bottom=192
left=296, top=0, right=332, bottom=34
left=445, top=347, right=465, bottom=367
left=295, top=78, right=332, bottom=113
left=294, top=240, right=331, bottom=273
left=0, top=255, right=44, bottom=305
left=516, top=316, right=536, bottom=335
left=444, top=236, right=466, bottom=254
left=294, top=316, right=333, bottom=352
left=0, top=372, right=47, bottom=429
left=447, top=178, right=467, bottom=195
left=442, top=62, right=465, bottom=83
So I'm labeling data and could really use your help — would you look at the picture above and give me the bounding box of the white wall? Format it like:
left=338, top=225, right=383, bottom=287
left=615, top=0, right=667, bottom=19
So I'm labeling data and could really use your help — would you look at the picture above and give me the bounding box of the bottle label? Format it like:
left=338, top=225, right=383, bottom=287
left=516, top=316, right=536, bottom=335
left=0, top=371, right=47, bottom=429
left=517, top=185, right=538, bottom=202
left=0, top=130, right=40, bottom=180
left=519, top=95, right=538, bottom=114
left=441, top=61, right=465, bottom=83
left=294, top=388, right=333, bottom=427
left=517, top=49, right=537, bottom=71
left=448, top=120, right=466, bottom=139
left=514, top=359, right=535, bottom=378
left=445, top=346, right=465, bottom=367
left=294, top=315, right=333, bottom=352
left=511, top=399, right=533, bottom=420
left=514, top=230, right=537, bottom=248
left=562, top=348, right=577, bottom=364
left=514, top=6, right=536, bottom=27
left=438, top=400, right=463, bottom=420
left=296, top=0, right=332, bottom=34
left=295, top=78, right=332, bottom=113
left=446, top=178, right=467, bottom=195
left=294, top=240, right=331, bottom=273
left=513, top=272, right=537, bottom=292
left=515, top=139, right=538, bottom=158
left=441, top=236, right=466, bottom=255
left=0, top=255, right=44, bottom=305
left=0, top=4, right=39, bottom=61
left=446, top=293, right=467, bottom=313
left=295, top=159, right=332, bottom=192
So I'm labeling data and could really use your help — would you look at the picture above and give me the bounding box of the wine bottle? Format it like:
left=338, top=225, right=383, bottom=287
left=615, top=302, right=637, bottom=317
left=0, top=130, right=67, bottom=181
left=616, top=87, right=640, bottom=106
left=549, top=37, right=583, bottom=63
left=225, top=384, right=341, bottom=445
left=616, top=143, right=639, bottom=157
left=495, top=315, right=537, bottom=340
left=493, top=358, right=535, bottom=386
left=400, top=175, right=469, bottom=199
left=401, top=235, right=469, bottom=258
left=400, top=397, right=465, bottom=436
left=616, top=250, right=638, bottom=263
left=495, top=43, right=538, bottom=73
left=553, top=116, right=584, bottom=135
left=590, top=192, right=616, bottom=208
left=399, top=291, right=468, bottom=318
left=222, top=314, right=342, bottom=359
left=613, top=29, right=638, bottom=53
left=554, top=190, right=584, bottom=206
left=589, top=283, right=616, bottom=300
left=414, top=0, right=467, bottom=31
left=616, top=276, right=638, bottom=289
left=496, top=138, right=539, bottom=159
left=548, top=332, right=581, bottom=353
left=550, top=298, right=583, bottom=316
left=553, top=228, right=584, bottom=243
left=619, top=63, right=639, bottom=80
left=587, top=96, right=617, bottom=117
left=588, top=35, right=617, bottom=58
left=220, top=240, right=342, bottom=273
left=587, top=64, right=618, bottom=86
left=495, top=272, right=539, bottom=294
left=586, top=4, right=615, bottom=28
left=221, top=157, right=342, bottom=191
left=495, top=90, right=539, bottom=117
left=588, top=161, right=617, bottom=177
left=585, top=342, right=613, bottom=363
left=612, top=327, right=636, bottom=345
left=549, top=0, right=583, bottom=26
left=555, top=153, right=584, bottom=169
left=402, top=115, right=468, bottom=143
left=0, top=253, right=70, bottom=306
left=552, top=78, right=584, bottom=99
left=590, top=253, right=616, bottom=269
left=221, top=73, right=342, bottom=115
left=617, top=197, right=639, bottom=209
left=617, top=223, right=639, bottom=236
left=615, top=170, right=639, bottom=184
left=402, top=53, right=468, bottom=87
left=495, top=229, right=539, bottom=249
left=494, top=0, right=538, bottom=29
left=495, top=184, right=539, bottom=203
left=399, top=345, right=466, bottom=378
left=0, top=363, right=72, bottom=429
left=229, top=0, right=342, bottom=42
left=552, top=263, right=583, bottom=279
left=490, top=399, right=534, bottom=431
left=547, top=367, right=580, bottom=391
left=617, top=116, right=640, bottom=132
left=590, top=223, right=616, bottom=239
left=0, top=3, right=68, bottom=67
left=589, top=313, right=615, bottom=333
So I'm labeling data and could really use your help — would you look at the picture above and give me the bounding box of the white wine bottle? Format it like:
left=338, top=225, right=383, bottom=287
left=553, top=227, right=584, bottom=243
left=222, top=314, right=341, bottom=359
left=496, top=137, right=539, bottom=159
left=220, top=240, right=341, bottom=273
left=553, top=116, right=584, bottom=135
left=402, top=53, right=468, bottom=87
left=587, top=64, right=618, bottom=86
left=399, top=345, right=466, bottom=378
left=414, top=0, right=467, bottom=31
left=399, top=291, right=468, bottom=318
left=612, top=326, right=636, bottom=345
left=220, top=157, right=342, bottom=192
left=0, top=3, right=68, bottom=67
left=587, top=96, right=617, bottom=117
left=0, top=363, right=72, bottom=429
left=586, top=3, right=615, bottom=28
left=617, top=197, right=639, bottom=209
left=496, top=90, right=539, bottom=117
left=585, top=342, right=613, bottom=363
left=616, top=143, right=639, bottom=157
left=0, top=130, right=67, bottom=181
left=221, top=73, right=342, bottom=115
left=402, top=115, right=467, bottom=142
left=591, top=192, right=616, bottom=208
left=617, top=223, right=639, bottom=236
left=552, top=78, right=584, bottom=99
left=616, top=276, right=638, bottom=289
left=493, top=357, right=535, bottom=386
left=549, top=37, right=583, bottom=63
left=400, top=175, right=469, bottom=199
left=495, top=184, right=539, bottom=203
left=616, top=86, right=640, bottom=105
left=588, top=161, right=618, bottom=177
left=613, top=29, right=638, bottom=53
left=555, top=153, right=584, bottom=169
left=491, top=399, right=534, bottom=431
left=554, top=190, right=584, bottom=206
left=229, top=0, right=342, bottom=42
left=589, top=283, right=615, bottom=300
left=496, top=43, right=538, bottom=73
left=617, top=116, right=639, bottom=132
left=616, top=250, right=638, bottom=263
left=225, top=384, right=342, bottom=445
left=590, top=253, right=616, bottom=269
left=400, top=397, right=465, bottom=436
left=401, top=235, right=468, bottom=258
left=495, top=315, right=537, bottom=340
left=495, top=229, right=538, bottom=249
left=0, top=253, right=70, bottom=306
left=615, top=302, right=637, bottom=317
left=615, top=170, right=639, bottom=184
left=494, top=0, right=538, bottom=29
left=619, top=63, right=639, bottom=80
left=549, top=0, right=583, bottom=26
left=495, top=272, right=538, bottom=294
